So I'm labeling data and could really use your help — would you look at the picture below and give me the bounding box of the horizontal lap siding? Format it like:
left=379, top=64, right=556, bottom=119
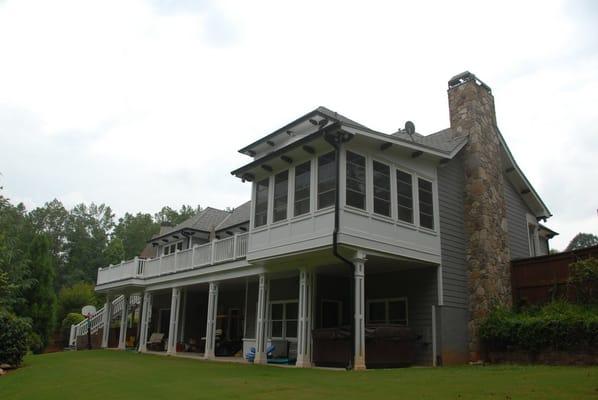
left=438, top=157, right=468, bottom=308
left=504, top=179, right=532, bottom=260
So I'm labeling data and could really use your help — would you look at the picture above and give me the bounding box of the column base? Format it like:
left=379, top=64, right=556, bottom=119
left=204, top=351, right=215, bottom=360
left=253, top=352, right=267, bottom=364
left=295, top=356, right=311, bottom=368
left=118, top=344, right=127, bottom=351
left=138, top=345, right=147, bottom=353
left=353, top=356, right=366, bottom=371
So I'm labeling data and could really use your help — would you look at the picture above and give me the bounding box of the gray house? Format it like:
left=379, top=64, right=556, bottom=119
left=74, top=72, right=555, bottom=369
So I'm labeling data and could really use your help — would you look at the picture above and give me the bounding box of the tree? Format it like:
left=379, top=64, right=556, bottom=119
left=28, top=199, right=68, bottom=290
left=565, top=233, right=598, bottom=252
left=154, top=205, right=200, bottom=226
left=0, top=194, right=33, bottom=313
left=113, top=212, right=159, bottom=259
left=19, top=235, right=57, bottom=351
left=57, top=282, right=101, bottom=323
left=104, top=237, right=125, bottom=265
left=63, top=203, right=115, bottom=285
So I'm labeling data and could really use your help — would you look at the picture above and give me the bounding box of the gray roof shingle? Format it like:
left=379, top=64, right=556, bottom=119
left=157, top=207, right=230, bottom=237
left=215, top=201, right=251, bottom=231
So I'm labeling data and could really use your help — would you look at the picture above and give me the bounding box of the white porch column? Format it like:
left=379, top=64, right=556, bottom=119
left=118, top=295, right=130, bottom=350
left=296, top=268, right=313, bottom=368
left=254, top=273, right=269, bottom=364
left=179, top=289, right=187, bottom=343
left=138, top=291, right=153, bottom=352
left=101, top=295, right=113, bottom=348
left=353, top=251, right=367, bottom=370
left=204, top=282, right=219, bottom=360
left=167, top=287, right=181, bottom=354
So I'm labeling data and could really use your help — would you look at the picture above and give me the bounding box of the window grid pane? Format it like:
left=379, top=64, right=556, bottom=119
left=346, top=151, right=366, bottom=210
left=418, top=178, right=434, bottom=229
left=294, top=161, right=311, bottom=216
left=396, top=170, right=413, bottom=223
left=273, top=171, right=288, bottom=222
left=254, top=178, right=269, bottom=227
left=373, top=161, right=391, bottom=216
left=318, top=152, right=336, bottom=209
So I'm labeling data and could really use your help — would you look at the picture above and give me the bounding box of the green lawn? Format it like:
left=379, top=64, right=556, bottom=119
left=1, top=351, right=596, bottom=400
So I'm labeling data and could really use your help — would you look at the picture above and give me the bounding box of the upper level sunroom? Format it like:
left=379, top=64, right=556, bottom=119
left=231, top=107, right=468, bottom=265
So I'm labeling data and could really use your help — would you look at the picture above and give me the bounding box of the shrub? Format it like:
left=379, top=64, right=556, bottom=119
left=61, top=312, right=85, bottom=331
left=57, top=282, right=101, bottom=324
left=28, top=332, right=44, bottom=354
left=61, top=312, right=85, bottom=343
left=568, top=257, right=598, bottom=304
left=0, top=311, right=31, bottom=366
left=479, top=301, right=598, bottom=353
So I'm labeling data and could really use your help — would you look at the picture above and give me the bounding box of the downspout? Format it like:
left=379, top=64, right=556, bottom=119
left=323, top=130, right=355, bottom=370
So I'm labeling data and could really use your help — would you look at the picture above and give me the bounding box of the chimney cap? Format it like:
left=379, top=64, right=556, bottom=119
left=448, top=71, right=492, bottom=93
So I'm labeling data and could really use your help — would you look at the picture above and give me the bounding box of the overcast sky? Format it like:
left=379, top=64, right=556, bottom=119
left=0, top=0, right=596, bottom=250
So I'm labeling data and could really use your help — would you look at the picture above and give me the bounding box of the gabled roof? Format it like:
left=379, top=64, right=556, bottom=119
left=150, top=207, right=230, bottom=242
left=496, top=126, right=552, bottom=220
left=215, top=201, right=251, bottom=231
left=150, top=203, right=252, bottom=243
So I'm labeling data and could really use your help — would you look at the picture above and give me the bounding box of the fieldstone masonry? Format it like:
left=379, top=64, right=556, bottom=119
left=447, top=72, right=512, bottom=361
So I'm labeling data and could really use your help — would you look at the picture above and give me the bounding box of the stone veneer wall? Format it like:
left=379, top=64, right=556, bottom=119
left=447, top=73, right=512, bottom=361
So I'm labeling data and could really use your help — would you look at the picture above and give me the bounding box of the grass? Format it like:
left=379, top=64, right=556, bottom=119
left=1, top=350, right=597, bottom=400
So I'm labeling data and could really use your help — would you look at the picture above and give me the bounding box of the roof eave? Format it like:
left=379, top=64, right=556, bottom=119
left=231, top=121, right=342, bottom=178
left=496, top=126, right=552, bottom=219
left=147, top=228, right=208, bottom=244
left=238, top=109, right=335, bottom=155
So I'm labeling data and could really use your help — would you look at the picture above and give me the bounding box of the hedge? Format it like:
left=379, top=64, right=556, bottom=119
left=479, top=302, right=598, bottom=353
left=0, top=311, right=31, bottom=366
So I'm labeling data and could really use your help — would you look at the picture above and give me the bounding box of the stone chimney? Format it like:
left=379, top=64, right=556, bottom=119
left=447, top=72, right=512, bottom=361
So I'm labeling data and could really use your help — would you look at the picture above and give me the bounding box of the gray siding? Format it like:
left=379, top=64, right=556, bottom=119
left=437, top=157, right=468, bottom=308
left=505, top=179, right=532, bottom=260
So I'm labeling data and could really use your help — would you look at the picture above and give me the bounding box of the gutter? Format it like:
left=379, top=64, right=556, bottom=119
left=323, top=130, right=356, bottom=370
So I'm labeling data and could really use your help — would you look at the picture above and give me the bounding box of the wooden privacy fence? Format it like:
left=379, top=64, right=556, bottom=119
left=511, top=245, right=598, bottom=306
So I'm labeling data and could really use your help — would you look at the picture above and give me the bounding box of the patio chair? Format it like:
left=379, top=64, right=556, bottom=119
left=146, top=333, right=165, bottom=351
left=245, top=344, right=275, bottom=362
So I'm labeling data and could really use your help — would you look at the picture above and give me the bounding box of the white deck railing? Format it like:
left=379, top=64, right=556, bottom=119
left=96, top=233, right=249, bottom=285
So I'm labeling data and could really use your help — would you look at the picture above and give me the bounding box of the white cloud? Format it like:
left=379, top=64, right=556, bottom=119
left=0, top=0, right=596, bottom=249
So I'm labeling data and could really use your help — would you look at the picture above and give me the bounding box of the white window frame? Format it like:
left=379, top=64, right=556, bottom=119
left=395, top=167, right=415, bottom=225
left=293, top=160, right=312, bottom=217
left=345, top=149, right=367, bottom=211
left=417, top=177, right=435, bottom=230
left=269, top=300, right=298, bottom=341
left=162, top=240, right=183, bottom=256
left=254, top=177, right=270, bottom=228
left=272, top=170, right=289, bottom=223
left=526, top=213, right=540, bottom=257
left=366, top=297, right=408, bottom=326
left=317, top=151, right=337, bottom=210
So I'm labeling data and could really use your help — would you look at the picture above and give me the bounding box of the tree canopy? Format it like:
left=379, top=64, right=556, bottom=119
left=565, top=233, right=598, bottom=252
left=0, top=185, right=204, bottom=353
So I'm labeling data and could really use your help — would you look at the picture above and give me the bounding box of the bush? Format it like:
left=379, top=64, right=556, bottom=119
left=61, top=312, right=85, bottom=343
left=61, top=312, right=85, bottom=331
left=479, top=301, right=598, bottom=353
left=28, top=332, right=44, bottom=354
left=57, top=282, right=102, bottom=324
left=0, top=311, right=31, bottom=366
left=569, top=257, right=598, bottom=304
